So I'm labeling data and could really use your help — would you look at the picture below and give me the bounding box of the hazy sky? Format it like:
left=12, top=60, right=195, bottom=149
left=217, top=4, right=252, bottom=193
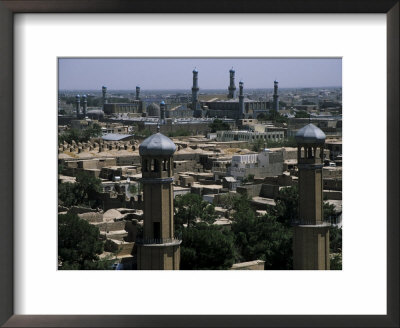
left=59, top=58, right=341, bottom=90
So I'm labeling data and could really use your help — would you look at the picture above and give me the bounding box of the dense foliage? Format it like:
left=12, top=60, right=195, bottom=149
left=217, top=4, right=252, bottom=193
left=257, top=111, right=288, bottom=124
left=58, top=171, right=102, bottom=208
left=294, top=110, right=310, bottom=118
left=231, top=194, right=293, bottom=269
left=59, top=123, right=102, bottom=144
left=174, top=193, right=217, bottom=232
left=209, top=119, right=231, bottom=133
left=174, top=185, right=342, bottom=270
left=58, top=213, right=112, bottom=270
left=180, top=224, right=236, bottom=270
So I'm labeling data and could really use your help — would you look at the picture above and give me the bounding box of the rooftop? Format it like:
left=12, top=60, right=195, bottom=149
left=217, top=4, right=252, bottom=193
left=102, top=133, right=133, bottom=141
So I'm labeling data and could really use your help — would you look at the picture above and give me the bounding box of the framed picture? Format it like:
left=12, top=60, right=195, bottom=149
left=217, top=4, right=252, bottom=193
left=0, top=1, right=398, bottom=327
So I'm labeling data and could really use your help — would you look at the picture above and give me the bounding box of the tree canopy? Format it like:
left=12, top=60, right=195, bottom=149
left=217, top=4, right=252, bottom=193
left=209, top=119, right=231, bottom=133
left=59, top=123, right=102, bottom=144
left=231, top=195, right=293, bottom=269
left=257, top=111, right=288, bottom=124
left=174, top=193, right=217, bottom=232
left=180, top=223, right=236, bottom=270
left=58, top=171, right=102, bottom=208
left=58, top=213, right=111, bottom=270
left=295, top=110, right=310, bottom=118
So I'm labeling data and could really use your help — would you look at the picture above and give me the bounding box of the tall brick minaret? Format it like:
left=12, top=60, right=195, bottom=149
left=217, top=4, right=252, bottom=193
left=239, top=80, right=245, bottom=118
left=228, top=67, right=236, bottom=99
left=75, top=94, right=80, bottom=118
left=273, top=80, right=279, bottom=112
left=137, top=127, right=181, bottom=270
left=191, top=68, right=199, bottom=110
left=102, top=86, right=107, bottom=108
left=293, top=123, right=330, bottom=270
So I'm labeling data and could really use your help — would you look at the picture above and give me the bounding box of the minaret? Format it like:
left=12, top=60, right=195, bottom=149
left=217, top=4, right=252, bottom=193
left=239, top=80, right=245, bottom=118
left=160, top=100, right=166, bottom=124
left=228, top=67, right=236, bottom=99
left=293, top=124, right=330, bottom=270
left=136, top=86, right=140, bottom=100
left=75, top=95, right=80, bottom=118
left=273, top=80, right=279, bottom=112
left=102, top=86, right=107, bottom=107
left=191, top=68, right=199, bottom=110
left=137, top=129, right=181, bottom=270
left=82, top=94, right=87, bottom=117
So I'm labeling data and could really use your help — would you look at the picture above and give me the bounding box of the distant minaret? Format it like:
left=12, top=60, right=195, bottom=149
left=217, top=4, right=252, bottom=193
left=160, top=100, right=166, bottom=124
left=75, top=95, right=80, bottom=118
left=136, top=86, right=140, bottom=100
left=273, top=80, right=279, bottom=112
left=239, top=81, right=245, bottom=118
left=191, top=68, right=199, bottom=110
left=102, top=86, right=108, bottom=107
left=228, top=68, right=236, bottom=99
left=82, top=94, right=87, bottom=117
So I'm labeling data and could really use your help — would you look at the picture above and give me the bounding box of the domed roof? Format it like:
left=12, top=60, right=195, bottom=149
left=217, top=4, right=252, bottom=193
left=229, top=67, right=235, bottom=73
left=295, top=123, right=326, bottom=144
left=193, top=68, right=198, bottom=73
left=147, top=103, right=160, bottom=110
left=87, top=109, right=104, bottom=116
left=160, top=100, right=165, bottom=106
left=139, top=132, right=176, bottom=156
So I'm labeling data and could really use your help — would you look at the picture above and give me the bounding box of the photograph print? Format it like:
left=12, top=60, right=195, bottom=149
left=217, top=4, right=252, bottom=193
left=57, top=58, right=342, bottom=270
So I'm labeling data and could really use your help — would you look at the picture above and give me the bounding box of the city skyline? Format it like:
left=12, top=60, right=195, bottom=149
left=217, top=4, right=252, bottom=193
left=59, top=58, right=342, bottom=90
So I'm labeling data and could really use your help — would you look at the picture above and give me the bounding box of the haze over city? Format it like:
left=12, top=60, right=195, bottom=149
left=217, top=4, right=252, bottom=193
left=59, top=58, right=342, bottom=90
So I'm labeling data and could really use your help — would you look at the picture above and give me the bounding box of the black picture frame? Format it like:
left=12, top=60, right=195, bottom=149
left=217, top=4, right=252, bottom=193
left=0, top=1, right=398, bottom=327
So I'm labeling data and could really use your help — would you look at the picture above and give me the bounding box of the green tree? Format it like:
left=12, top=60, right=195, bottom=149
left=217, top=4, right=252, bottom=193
left=257, top=113, right=267, bottom=121
left=167, top=129, right=191, bottom=137
left=174, top=193, right=217, bottom=232
left=180, top=223, right=236, bottom=270
left=329, top=225, right=342, bottom=253
left=59, top=128, right=81, bottom=145
left=216, top=192, right=241, bottom=215
left=58, top=213, right=112, bottom=270
left=257, top=111, right=288, bottom=124
left=209, top=119, right=231, bottom=133
left=81, top=123, right=102, bottom=141
left=231, top=195, right=293, bottom=269
left=58, top=171, right=102, bottom=208
left=330, top=253, right=342, bottom=270
left=58, top=182, right=80, bottom=207
left=295, top=110, right=310, bottom=118
left=74, top=171, right=102, bottom=207
left=251, top=138, right=265, bottom=152
left=59, top=123, right=102, bottom=145
left=273, top=185, right=299, bottom=226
